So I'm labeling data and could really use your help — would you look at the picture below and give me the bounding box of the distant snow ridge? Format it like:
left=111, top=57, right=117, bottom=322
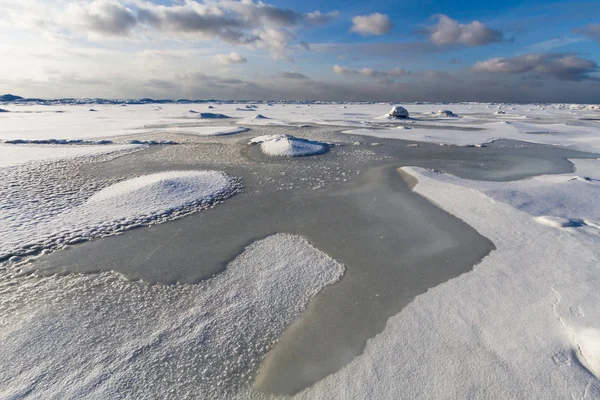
left=4, top=139, right=114, bottom=145
left=250, top=134, right=329, bottom=157
left=198, top=112, right=230, bottom=119
left=0, top=170, right=240, bottom=261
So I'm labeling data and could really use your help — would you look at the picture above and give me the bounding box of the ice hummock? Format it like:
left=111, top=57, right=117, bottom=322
left=250, top=134, right=329, bottom=157
left=388, top=105, right=409, bottom=118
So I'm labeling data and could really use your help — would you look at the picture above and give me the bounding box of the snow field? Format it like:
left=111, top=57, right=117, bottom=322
left=0, top=234, right=345, bottom=399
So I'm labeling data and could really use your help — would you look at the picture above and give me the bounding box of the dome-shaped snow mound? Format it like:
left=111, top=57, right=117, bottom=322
left=388, top=105, right=409, bottom=118
left=436, top=109, right=458, bottom=117
left=250, top=135, right=329, bottom=157
left=252, top=114, right=269, bottom=119
left=87, top=170, right=237, bottom=220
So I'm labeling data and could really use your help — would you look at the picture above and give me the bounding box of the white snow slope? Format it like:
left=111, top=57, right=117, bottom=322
left=0, top=234, right=345, bottom=399
left=288, top=160, right=600, bottom=399
left=0, top=170, right=239, bottom=260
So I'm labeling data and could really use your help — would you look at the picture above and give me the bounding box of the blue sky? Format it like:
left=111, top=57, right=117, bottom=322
left=0, top=0, right=598, bottom=102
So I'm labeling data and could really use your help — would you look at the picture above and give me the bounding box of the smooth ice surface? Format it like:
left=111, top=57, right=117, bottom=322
left=0, top=234, right=344, bottom=399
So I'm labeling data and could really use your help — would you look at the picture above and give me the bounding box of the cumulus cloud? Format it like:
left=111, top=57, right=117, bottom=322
left=427, top=15, right=503, bottom=46
left=278, top=71, right=310, bottom=80
left=57, top=0, right=338, bottom=56
left=333, top=65, right=409, bottom=80
left=472, top=53, right=599, bottom=81
left=214, top=52, right=247, bottom=65
left=572, top=23, right=600, bottom=42
left=350, top=13, right=392, bottom=36
left=65, top=0, right=137, bottom=36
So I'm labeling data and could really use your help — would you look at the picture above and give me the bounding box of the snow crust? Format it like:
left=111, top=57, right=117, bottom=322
left=0, top=143, right=140, bottom=168
left=0, top=234, right=344, bottom=399
left=250, top=134, right=329, bottom=157
left=0, top=170, right=239, bottom=260
left=292, top=161, right=600, bottom=399
left=2, top=103, right=598, bottom=152
left=344, top=120, right=600, bottom=152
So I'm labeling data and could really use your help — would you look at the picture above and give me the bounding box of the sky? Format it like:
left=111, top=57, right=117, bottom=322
left=0, top=0, right=599, bottom=102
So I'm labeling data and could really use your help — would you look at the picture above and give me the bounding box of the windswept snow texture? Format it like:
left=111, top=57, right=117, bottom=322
left=0, top=170, right=239, bottom=261
left=344, top=120, right=600, bottom=152
left=250, top=135, right=329, bottom=157
left=0, top=234, right=345, bottom=399
left=291, top=163, right=600, bottom=399
left=0, top=144, right=139, bottom=168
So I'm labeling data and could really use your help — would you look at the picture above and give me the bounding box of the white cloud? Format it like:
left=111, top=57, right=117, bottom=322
left=350, top=13, right=392, bottom=36
left=65, top=1, right=136, bottom=36
left=8, top=0, right=338, bottom=57
left=215, top=52, right=247, bottom=65
left=427, top=15, right=503, bottom=47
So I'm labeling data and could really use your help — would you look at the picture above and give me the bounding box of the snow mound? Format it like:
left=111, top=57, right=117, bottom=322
left=0, top=170, right=240, bottom=260
left=87, top=171, right=231, bottom=214
left=388, top=105, right=409, bottom=118
left=252, top=114, right=269, bottom=119
left=0, top=108, right=9, bottom=112
left=250, top=134, right=329, bottom=157
left=89, top=108, right=97, bottom=112
left=435, top=109, right=458, bottom=117
left=534, top=216, right=586, bottom=229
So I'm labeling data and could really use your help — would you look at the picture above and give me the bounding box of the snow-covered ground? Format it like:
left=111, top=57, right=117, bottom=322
left=287, top=159, right=600, bottom=399
left=0, top=101, right=599, bottom=398
left=2, top=102, right=599, bottom=151
left=0, top=234, right=344, bottom=399
left=0, top=143, right=140, bottom=167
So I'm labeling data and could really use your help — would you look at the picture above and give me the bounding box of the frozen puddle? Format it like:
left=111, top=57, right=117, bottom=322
left=0, top=234, right=344, bottom=399
left=33, top=163, right=494, bottom=395
left=1, top=169, right=239, bottom=260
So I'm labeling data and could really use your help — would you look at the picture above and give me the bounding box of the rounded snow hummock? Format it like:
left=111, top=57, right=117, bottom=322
left=249, top=134, right=329, bottom=157
left=388, top=106, right=409, bottom=118
left=87, top=170, right=237, bottom=219
left=436, top=109, right=458, bottom=117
